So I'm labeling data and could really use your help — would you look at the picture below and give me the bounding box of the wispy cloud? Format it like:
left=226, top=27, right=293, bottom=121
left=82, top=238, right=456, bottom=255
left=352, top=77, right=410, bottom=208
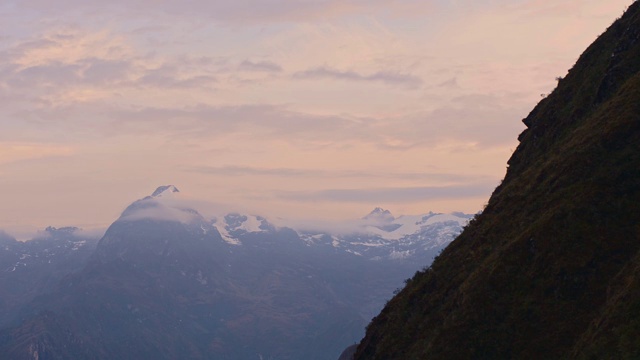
left=5, top=58, right=134, bottom=90
left=238, top=60, right=283, bottom=73
left=277, top=182, right=498, bottom=203
left=6, top=0, right=436, bottom=25
left=186, top=165, right=493, bottom=183
left=119, top=199, right=201, bottom=224
left=0, top=143, right=75, bottom=165
left=293, top=66, right=423, bottom=89
left=187, top=165, right=316, bottom=177
left=0, top=0, right=629, bottom=229
left=105, top=103, right=369, bottom=142
left=137, top=68, right=218, bottom=89
left=4, top=96, right=524, bottom=149
left=437, top=77, right=458, bottom=88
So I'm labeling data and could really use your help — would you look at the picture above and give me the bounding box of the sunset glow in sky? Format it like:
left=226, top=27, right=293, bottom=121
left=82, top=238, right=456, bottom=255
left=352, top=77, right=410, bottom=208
left=0, top=0, right=632, bottom=236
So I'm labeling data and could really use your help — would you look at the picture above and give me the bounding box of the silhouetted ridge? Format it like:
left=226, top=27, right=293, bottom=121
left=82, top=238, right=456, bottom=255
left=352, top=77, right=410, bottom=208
left=353, top=2, right=640, bottom=359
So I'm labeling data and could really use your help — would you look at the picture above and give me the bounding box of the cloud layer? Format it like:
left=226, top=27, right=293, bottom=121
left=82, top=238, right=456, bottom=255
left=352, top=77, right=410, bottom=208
left=277, top=182, right=497, bottom=203
left=0, top=0, right=632, bottom=230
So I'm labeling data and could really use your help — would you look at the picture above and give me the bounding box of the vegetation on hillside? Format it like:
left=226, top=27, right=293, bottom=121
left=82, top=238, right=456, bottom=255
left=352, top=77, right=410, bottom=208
left=354, top=2, right=640, bottom=359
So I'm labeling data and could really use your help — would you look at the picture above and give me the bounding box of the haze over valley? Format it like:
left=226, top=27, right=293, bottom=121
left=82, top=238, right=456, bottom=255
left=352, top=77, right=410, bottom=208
left=0, top=185, right=470, bottom=359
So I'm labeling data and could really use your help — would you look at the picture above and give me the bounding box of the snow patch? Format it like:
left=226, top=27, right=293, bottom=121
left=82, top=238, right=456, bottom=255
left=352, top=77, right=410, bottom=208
left=389, top=249, right=413, bottom=260
left=239, top=215, right=263, bottom=233
left=366, top=213, right=468, bottom=241
left=72, top=240, right=86, bottom=251
left=213, top=223, right=241, bottom=245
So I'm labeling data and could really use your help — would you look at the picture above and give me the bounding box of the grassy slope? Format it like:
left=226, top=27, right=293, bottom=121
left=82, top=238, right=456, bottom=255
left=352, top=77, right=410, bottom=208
left=354, top=2, right=640, bottom=359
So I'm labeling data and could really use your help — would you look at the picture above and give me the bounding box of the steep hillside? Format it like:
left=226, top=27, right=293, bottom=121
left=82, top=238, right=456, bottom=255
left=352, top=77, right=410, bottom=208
left=354, top=2, right=640, bottom=359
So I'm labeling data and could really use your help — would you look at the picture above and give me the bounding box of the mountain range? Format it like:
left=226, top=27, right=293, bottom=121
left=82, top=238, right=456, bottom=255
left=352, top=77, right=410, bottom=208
left=0, top=185, right=470, bottom=359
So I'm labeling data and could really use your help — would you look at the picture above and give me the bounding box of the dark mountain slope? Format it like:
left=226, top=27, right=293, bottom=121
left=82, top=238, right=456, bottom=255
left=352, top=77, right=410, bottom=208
left=354, top=3, right=640, bottom=359
left=2, top=189, right=426, bottom=360
left=0, top=228, right=98, bottom=328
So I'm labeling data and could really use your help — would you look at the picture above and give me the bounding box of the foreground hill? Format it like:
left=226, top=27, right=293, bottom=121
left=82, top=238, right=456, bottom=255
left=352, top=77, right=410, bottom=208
left=353, top=2, right=640, bottom=359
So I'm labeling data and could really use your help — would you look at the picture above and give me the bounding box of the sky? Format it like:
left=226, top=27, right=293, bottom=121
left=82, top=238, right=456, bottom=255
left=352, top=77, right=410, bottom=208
left=0, top=0, right=632, bottom=237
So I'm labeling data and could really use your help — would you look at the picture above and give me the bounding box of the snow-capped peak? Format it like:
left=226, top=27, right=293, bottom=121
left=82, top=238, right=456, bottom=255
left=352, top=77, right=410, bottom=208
left=363, top=207, right=395, bottom=222
left=151, top=185, right=180, bottom=198
left=364, top=212, right=469, bottom=240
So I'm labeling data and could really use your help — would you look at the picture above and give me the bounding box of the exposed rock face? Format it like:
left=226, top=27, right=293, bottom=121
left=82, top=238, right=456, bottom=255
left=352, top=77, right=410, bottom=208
left=353, top=3, right=640, bottom=359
